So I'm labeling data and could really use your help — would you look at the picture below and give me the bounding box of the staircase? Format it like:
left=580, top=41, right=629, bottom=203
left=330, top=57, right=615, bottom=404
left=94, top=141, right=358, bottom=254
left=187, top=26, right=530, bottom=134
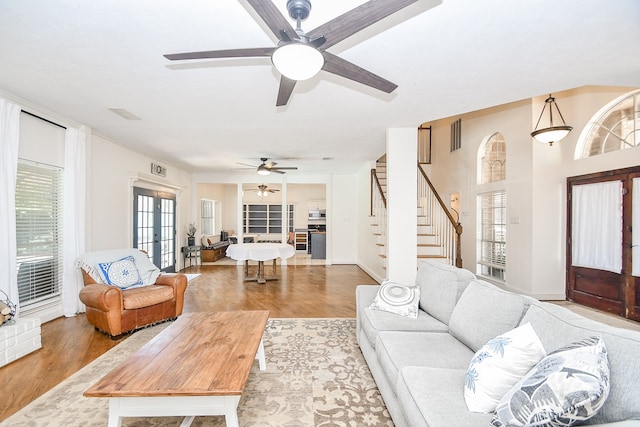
left=370, top=158, right=387, bottom=269
left=370, top=158, right=462, bottom=270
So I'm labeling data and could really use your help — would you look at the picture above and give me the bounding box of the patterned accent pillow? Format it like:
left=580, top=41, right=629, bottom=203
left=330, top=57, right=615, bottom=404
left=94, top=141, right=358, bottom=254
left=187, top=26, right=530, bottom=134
left=464, top=323, right=546, bottom=413
left=369, top=280, right=420, bottom=319
left=491, top=336, right=610, bottom=427
left=97, top=256, right=144, bottom=289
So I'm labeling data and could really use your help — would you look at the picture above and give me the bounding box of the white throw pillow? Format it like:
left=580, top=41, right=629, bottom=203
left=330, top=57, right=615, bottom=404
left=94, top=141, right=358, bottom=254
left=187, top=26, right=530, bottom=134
left=464, top=322, right=546, bottom=413
left=369, top=280, right=420, bottom=319
left=97, top=256, right=144, bottom=289
left=491, top=336, right=610, bottom=427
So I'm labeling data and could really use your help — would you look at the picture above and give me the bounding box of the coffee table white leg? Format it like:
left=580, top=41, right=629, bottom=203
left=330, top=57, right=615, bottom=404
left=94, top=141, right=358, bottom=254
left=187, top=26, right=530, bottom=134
left=180, top=416, right=195, bottom=427
left=256, top=337, right=266, bottom=370
left=108, top=399, right=123, bottom=427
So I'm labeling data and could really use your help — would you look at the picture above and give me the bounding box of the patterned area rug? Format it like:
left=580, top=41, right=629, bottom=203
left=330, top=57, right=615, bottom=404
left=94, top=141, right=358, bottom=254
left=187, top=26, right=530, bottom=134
left=3, top=318, right=393, bottom=427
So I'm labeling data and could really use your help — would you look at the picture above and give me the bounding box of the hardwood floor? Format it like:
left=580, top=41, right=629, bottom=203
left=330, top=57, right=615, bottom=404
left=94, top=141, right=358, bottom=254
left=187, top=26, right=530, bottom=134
left=0, top=264, right=376, bottom=421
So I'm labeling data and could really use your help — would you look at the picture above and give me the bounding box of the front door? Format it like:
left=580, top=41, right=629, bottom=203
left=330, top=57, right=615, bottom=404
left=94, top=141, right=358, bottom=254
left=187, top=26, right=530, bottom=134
left=567, top=166, right=640, bottom=321
left=133, top=187, right=176, bottom=272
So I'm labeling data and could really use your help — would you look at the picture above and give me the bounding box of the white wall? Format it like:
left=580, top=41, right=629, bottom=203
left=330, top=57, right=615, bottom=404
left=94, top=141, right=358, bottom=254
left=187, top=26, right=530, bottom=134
left=330, top=175, right=358, bottom=264
left=87, top=134, right=193, bottom=266
left=429, top=86, right=639, bottom=299
left=356, top=161, right=385, bottom=283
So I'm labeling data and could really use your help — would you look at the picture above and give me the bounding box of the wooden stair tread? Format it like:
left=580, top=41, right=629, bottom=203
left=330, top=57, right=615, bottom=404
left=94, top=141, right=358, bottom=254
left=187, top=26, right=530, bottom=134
left=417, top=254, right=447, bottom=259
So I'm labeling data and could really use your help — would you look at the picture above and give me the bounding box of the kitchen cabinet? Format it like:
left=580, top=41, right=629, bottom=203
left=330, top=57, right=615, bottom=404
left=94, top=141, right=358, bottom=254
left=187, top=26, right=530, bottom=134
left=310, top=232, right=326, bottom=259
left=307, top=200, right=326, bottom=210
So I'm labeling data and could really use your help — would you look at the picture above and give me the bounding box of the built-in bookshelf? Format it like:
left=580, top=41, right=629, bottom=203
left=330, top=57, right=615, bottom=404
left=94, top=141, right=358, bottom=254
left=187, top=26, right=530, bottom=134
left=243, top=204, right=294, bottom=234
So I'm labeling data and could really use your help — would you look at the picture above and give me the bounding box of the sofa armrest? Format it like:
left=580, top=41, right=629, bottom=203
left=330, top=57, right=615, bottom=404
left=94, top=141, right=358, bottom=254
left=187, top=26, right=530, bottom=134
left=155, top=273, right=188, bottom=315
left=79, top=283, right=123, bottom=312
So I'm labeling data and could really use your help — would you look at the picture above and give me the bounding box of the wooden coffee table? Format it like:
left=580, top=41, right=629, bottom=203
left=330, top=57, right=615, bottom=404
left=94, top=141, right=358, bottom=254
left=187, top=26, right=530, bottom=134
left=85, top=310, right=270, bottom=427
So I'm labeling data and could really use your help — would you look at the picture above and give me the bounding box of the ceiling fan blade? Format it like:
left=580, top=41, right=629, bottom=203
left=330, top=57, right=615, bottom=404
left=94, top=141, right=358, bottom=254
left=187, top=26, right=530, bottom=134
left=322, top=52, right=397, bottom=93
left=246, top=0, right=296, bottom=41
left=271, top=169, right=286, bottom=174
left=276, top=76, right=297, bottom=107
left=265, top=161, right=277, bottom=168
left=271, top=167, right=298, bottom=170
left=164, top=47, right=274, bottom=61
left=237, top=162, right=259, bottom=167
left=307, top=0, right=420, bottom=50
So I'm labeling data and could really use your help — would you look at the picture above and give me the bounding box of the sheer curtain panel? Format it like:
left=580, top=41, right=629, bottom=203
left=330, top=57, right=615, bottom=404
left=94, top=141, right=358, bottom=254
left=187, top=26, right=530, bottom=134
left=571, top=181, right=623, bottom=274
left=0, top=99, right=21, bottom=312
left=62, top=126, right=87, bottom=316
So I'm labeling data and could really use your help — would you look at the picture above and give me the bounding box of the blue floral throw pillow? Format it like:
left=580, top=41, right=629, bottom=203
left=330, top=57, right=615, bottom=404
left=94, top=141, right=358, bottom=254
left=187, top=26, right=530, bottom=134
left=97, top=256, right=144, bottom=289
left=369, top=280, right=420, bottom=319
left=491, top=336, right=610, bottom=427
left=464, top=323, right=546, bottom=413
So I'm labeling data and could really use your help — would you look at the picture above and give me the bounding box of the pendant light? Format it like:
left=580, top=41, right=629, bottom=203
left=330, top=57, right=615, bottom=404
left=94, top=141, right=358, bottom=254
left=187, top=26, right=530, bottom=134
left=530, top=94, right=573, bottom=146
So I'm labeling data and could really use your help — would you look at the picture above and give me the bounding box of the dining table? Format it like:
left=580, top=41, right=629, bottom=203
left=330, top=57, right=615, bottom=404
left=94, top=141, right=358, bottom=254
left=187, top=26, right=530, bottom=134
left=226, top=242, right=296, bottom=284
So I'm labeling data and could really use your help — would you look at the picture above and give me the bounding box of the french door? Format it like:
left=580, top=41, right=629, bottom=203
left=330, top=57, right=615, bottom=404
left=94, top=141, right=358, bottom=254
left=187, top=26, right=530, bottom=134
left=133, top=187, right=176, bottom=272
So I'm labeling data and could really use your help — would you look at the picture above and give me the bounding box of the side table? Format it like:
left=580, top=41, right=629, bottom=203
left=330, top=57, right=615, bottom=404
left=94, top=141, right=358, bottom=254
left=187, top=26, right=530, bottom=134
left=181, top=245, right=202, bottom=268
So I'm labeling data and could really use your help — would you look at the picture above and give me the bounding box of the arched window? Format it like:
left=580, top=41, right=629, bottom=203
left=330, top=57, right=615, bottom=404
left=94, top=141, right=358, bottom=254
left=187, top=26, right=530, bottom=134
left=578, top=89, right=640, bottom=158
left=480, top=132, right=506, bottom=184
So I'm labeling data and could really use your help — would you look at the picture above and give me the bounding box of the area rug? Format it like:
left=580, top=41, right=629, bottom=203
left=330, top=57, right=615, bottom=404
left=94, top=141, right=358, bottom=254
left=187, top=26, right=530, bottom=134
left=2, top=318, right=393, bottom=427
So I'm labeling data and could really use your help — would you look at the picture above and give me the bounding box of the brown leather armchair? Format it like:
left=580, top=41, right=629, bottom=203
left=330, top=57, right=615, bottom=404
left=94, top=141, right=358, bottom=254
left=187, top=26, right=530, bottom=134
left=77, top=250, right=188, bottom=339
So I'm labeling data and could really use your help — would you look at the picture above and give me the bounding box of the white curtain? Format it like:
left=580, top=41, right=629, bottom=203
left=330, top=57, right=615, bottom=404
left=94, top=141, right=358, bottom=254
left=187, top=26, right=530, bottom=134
left=572, top=180, right=623, bottom=274
left=62, top=126, right=87, bottom=316
left=633, top=178, right=640, bottom=276
left=0, top=99, right=21, bottom=312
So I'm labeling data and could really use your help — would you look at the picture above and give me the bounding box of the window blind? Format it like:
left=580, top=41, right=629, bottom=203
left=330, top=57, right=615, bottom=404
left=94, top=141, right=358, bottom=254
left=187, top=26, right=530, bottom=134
left=477, top=190, right=506, bottom=281
left=15, top=160, right=64, bottom=310
left=201, top=199, right=214, bottom=235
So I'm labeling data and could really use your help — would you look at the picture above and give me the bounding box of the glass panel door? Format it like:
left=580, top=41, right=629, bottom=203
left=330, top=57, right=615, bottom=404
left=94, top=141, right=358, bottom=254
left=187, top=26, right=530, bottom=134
left=133, top=187, right=176, bottom=272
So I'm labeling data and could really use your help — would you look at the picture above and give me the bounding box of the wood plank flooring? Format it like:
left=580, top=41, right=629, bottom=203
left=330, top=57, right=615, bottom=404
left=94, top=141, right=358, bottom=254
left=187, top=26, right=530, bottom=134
left=0, top=264, right=376, bottom=421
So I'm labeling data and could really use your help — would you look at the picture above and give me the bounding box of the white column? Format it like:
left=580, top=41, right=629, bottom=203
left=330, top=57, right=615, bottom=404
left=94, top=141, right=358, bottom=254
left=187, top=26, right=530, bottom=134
left=386, top=127, right=418, bottom=284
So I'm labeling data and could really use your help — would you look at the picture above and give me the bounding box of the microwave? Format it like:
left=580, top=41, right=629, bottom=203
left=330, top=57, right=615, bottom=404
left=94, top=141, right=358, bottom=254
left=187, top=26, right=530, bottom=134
left=309, top=209, right=326, bottom=220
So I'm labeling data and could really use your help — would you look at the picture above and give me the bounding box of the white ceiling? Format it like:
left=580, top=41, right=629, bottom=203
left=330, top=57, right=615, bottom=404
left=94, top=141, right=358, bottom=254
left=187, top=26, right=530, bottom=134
left=1, top=0, right=639, bottom=175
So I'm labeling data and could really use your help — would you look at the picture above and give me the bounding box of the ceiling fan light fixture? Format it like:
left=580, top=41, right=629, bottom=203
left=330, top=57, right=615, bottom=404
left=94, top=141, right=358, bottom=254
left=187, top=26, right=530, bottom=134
left=272, top=43, right=324, bottom=81
left=257, top=168, right=270, bottom=176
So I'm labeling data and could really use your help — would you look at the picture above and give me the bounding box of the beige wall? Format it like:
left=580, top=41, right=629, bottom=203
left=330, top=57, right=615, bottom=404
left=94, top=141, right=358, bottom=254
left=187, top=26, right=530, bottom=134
left=428, top=85, right=640, bottom=299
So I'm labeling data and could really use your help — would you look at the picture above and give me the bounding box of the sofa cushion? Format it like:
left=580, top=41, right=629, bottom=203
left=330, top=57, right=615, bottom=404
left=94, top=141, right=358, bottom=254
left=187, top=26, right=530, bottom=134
left=369, top=280, right=420, bottom=319
left=122, top=284, right=174, bottom=310
left=492, top=336, right=610, bottom=427
left=416, top=260, right=475, bottom=325
left=448, top=280, right=530, bottom=352
left=98, top=256, right=143, bottom=289
left=360, top=307, right=448, bottom=349
left=376, top=331, right=474, bottom=394
left=520, top=301, right=640, bottom=424
left=397, top=366, right=493, bottom=427
left=464, top=322, right=546, bottom=413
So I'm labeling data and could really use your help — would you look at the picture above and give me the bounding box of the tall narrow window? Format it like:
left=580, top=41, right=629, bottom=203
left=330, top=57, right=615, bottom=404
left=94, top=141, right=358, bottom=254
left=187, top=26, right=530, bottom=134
left=201, top=199, right=214, bottom=235
left=481, top=132, right=506, bottom=184
left=15, top=160, right=64, bottom=314
left=477, top=190, right=506, bottom=282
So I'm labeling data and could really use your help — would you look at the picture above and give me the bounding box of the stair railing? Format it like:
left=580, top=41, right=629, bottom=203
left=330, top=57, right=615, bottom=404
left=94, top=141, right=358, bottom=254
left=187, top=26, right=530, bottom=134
left=370, top=168, right=387, bottom=214
left=371, top=168, right=388, bottom=266
left=418, top=164, right=463, bottom=267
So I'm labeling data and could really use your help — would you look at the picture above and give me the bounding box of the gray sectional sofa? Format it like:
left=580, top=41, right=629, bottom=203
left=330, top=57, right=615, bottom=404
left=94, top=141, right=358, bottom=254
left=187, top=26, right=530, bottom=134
left=356, top=260, right=640, bottom=427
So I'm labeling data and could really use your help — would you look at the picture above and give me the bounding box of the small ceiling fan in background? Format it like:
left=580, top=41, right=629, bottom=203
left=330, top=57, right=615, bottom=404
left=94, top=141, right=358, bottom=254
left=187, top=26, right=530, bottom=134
left=247, top=184, right=280, bottom=196
left=164, top=0, right=424, bottom=106
left=236, top=158, right=298, bottom=175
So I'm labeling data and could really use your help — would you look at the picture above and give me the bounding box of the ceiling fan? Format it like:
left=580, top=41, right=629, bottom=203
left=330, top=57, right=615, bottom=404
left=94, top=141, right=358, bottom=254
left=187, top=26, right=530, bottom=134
left=237, top=157, right=298, bottom=175
left=247, top=184, right=280, bottom=196
left=164, top=0, right=423, bottom=106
